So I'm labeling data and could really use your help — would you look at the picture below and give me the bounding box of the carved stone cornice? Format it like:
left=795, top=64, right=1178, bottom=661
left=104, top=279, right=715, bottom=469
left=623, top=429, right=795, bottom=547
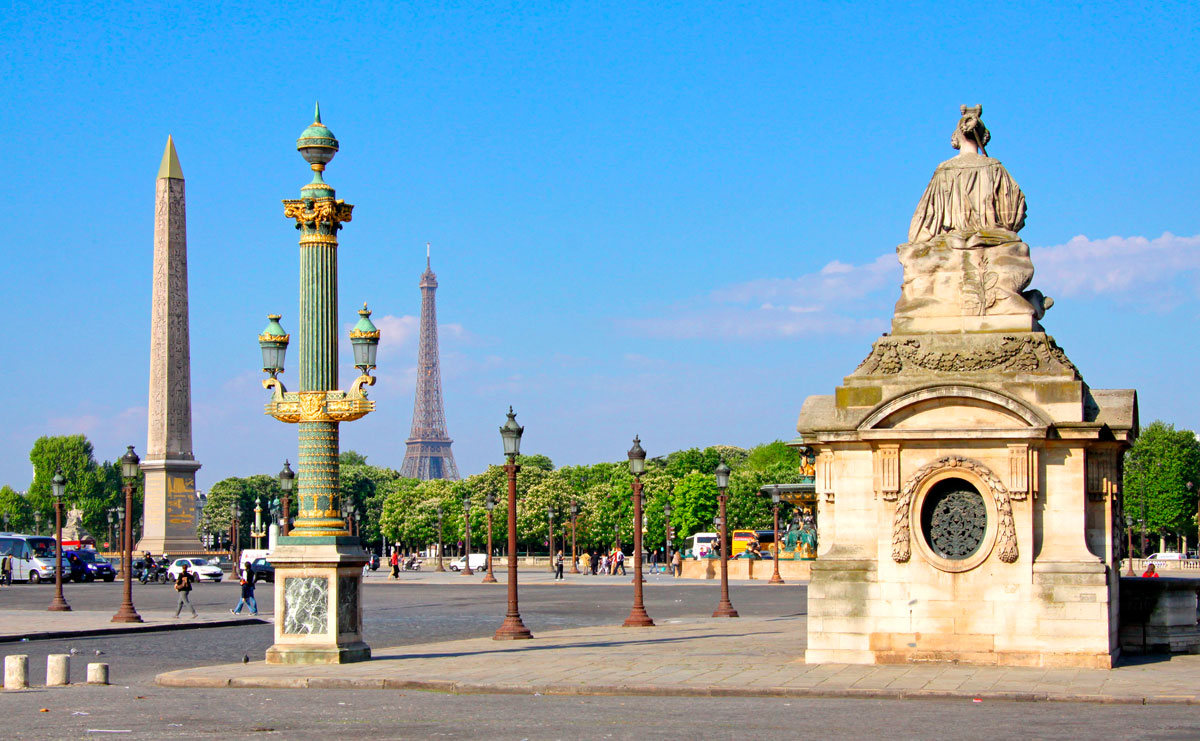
left=853, top=333, right=1079, bottom=378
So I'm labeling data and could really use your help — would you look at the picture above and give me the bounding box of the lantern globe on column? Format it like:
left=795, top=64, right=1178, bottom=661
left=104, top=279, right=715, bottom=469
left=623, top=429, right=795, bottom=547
left=52, top=469, right=66, bottom=499
left=663, top=502, right=671, bottom=517
left=120, top=446, right=140, bottom=481
left=278, top=460, right=295, bottom=492
left=714, top=459, right=730, bottom=489
left=350, top=303, right=380, bottom=373
left=500, top=407, right=523, bottom=459
left=296, top=103, right=338, bottom=167
left=627, top=435, right=646, bottom=476
left=258, top=315, right=290, bottom=377
left=485, top=493, right=496, bottom=511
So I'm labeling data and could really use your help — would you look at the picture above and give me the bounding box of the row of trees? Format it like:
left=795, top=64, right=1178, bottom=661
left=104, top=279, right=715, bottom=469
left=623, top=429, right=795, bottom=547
left=199, top=442, right=810, bottom=555
left=4, top=420, right=1198, bottom=557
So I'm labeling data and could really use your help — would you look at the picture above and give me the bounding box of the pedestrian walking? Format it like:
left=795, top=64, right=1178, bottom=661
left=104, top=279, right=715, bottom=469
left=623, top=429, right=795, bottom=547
left=174, top=562, right=197, bottom=618
left=580, top=551, right=591, bottom=574
left=615, top=548, right=626, bottom=576
left=231, top=571, right=258, bottom=614
left=554, top=550, right=565, bottom=581
left=0, top=552, right=11, bottom=586
left=390, top=549, right=400, bottom=579
left=672, top=549, right=682, bottom=577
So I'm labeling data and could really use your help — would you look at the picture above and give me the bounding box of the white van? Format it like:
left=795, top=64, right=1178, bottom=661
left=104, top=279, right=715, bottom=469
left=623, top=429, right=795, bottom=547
left=449, top=553, right=489, bottom=572
left=1146, top=552, right=1185, bottom=561
left=0, top=534, right=64, bottom=583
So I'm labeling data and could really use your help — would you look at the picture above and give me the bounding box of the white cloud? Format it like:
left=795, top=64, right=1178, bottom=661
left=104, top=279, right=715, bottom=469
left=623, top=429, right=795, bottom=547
left=711, top=253, right=899, bottom=305
left=1032, top=232, right=1200, bottom=298
left=370, top=315, right=419, bottom=358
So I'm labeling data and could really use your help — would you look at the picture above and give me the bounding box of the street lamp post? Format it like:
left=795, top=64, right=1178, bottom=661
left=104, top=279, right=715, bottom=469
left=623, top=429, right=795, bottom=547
left=112, top=446, right=143, bottom=623
left=435, top=506, right=446, bottom=572
left=278, top=460, right=294, bottom=535
left=614, top=522, right=621, bottom=551
left=48, top=469, right=70, bottom=612
left=569, top=500, right=580, bottom=574
left=623, top=436, right=654, bottom=627
left=250, top=497, right=267, bottom=550
left=230, top=503, right=241, bottom=573
left=106, top=508, right=117, bottom=555
left=712, top=459, right=739, bottom=618
left=462, top=494, right=474, bottom=575
left=482, top=493, right=498, bottom=583
left=494, top=408, right=532, bottom=640
left=33, top=510, right=41, bottom=535
left=663, top=502, right=673, bottom=577
left=547, top=505, right=556, bottom=574
left=768, top=486, right=784, bottom=585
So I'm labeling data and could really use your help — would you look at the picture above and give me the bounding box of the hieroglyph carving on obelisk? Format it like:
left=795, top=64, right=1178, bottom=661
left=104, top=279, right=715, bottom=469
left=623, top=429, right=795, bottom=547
left=136, top=136, right=203, bottom=555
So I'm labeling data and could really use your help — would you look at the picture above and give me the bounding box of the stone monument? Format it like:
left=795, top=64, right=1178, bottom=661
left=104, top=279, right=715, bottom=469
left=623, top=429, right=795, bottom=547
left=137, top=137, right=203, bottom=555
left=796, top=106, right=1138, bottom=668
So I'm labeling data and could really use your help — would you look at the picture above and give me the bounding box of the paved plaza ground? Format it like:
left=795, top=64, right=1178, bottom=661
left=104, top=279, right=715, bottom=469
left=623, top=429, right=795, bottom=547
left=2, top=570, right=1200, bottom=739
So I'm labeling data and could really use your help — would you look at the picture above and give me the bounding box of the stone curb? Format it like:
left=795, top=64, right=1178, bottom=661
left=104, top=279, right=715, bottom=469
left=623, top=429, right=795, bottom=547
left=0, top=617, right=266, bottom=644
left=153, top=670, right=1199, bottom=706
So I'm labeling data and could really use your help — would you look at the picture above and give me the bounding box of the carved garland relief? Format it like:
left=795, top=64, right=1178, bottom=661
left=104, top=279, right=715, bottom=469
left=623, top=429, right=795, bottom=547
left=854, top=334, right=1078, bottom=376
left=892, top=456, right=1018, bottom=566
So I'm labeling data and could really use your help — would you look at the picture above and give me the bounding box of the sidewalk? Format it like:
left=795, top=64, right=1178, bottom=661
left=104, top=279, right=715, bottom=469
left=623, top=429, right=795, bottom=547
left=157, top=615, right=1200, bottom=705
left=0, top=609, right=267, bottom=643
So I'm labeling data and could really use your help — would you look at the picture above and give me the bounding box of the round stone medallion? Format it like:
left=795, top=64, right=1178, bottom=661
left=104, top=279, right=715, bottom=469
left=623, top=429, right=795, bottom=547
left=921, top=480, right=987, bottom=560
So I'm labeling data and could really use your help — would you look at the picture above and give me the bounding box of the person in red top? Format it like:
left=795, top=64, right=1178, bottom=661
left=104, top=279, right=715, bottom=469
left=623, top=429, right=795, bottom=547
left=390, top=549, right=400, bottom=579
left=1142, top=563, right=1160, bottom=578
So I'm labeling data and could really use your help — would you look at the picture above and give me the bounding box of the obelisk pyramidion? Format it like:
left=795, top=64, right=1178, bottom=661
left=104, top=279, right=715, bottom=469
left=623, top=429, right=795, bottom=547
left=136, top=136, right=203, bottom=555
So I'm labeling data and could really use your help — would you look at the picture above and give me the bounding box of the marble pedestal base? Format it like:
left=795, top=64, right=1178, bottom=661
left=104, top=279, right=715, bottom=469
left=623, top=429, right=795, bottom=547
left=265, top=537, right=370, bottom=665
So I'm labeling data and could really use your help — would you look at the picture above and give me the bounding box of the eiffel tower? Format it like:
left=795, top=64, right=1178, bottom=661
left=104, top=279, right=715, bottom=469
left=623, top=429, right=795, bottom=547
left=400, top=246, right=460, bottom=480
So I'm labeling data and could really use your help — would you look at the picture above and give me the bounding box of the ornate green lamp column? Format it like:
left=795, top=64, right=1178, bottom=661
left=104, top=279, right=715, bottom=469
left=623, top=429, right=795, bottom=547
left=260, top=104, right=380, bottom=665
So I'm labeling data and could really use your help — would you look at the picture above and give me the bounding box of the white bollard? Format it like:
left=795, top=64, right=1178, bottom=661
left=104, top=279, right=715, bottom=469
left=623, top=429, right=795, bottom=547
left=46, top=654, right=70, bottom=686
left=4, top=655, right=28, bottom=690
left=86, top=662, right=109, bottom=685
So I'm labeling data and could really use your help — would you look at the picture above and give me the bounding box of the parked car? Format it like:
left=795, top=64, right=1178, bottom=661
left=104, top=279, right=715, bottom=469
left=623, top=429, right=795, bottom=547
left=166, top=557, right=224, bottom=582
left=247, top=557, right=275, bottom=584
left=65, top=549, right=116, bottom=582
left=449, top=554, right=488, bottom=572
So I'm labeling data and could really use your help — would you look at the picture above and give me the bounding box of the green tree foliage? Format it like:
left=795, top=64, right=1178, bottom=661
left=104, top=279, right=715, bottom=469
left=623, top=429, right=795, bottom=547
left=0, top=486, right=34, bottom=532
left=25, top=436, right=138, bottom=542
left=744, top=441, right=802, bottom=472
left=339, top=450, right=368, bottom=467
left=1124, top=420, right=1200, bottom=542
left=340, top=462, right=403, bottom=546
left=202, top=475, right=281, bottom=545
left=670, top=471, right=719, bottom=543
left=517, top=454, right=555, bottom=472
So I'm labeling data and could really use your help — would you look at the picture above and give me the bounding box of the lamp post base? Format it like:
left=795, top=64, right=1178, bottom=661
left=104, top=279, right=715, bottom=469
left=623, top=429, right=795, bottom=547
left=463, top=566, right=474, bottom=576
left=712, top=603, right=739, bottom=618
left=481, top=572, right=497, bottom=583
left=768, top=572, right=785, bottom=585
left=111, top=605, right=143, bottom=623
left=493, top=616, right=533, bottom=640
left=622, top=607, right=655, bottom=627
left=265, top=537, right=371, bottom=665
left=48, top=599, right=71, bottom=612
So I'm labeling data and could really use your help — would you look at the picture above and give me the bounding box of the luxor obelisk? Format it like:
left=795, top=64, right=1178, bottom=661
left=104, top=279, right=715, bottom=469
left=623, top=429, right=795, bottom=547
left=137, top=137, right=203, bottom=555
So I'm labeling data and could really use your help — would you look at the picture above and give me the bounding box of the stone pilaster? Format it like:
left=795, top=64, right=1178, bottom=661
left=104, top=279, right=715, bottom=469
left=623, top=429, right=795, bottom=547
left=137, top=137, right=203, bottom=555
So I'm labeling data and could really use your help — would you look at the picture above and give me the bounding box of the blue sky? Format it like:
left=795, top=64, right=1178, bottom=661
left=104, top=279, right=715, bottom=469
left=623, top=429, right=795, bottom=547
left=2, top=2, right=1198, bottom=490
